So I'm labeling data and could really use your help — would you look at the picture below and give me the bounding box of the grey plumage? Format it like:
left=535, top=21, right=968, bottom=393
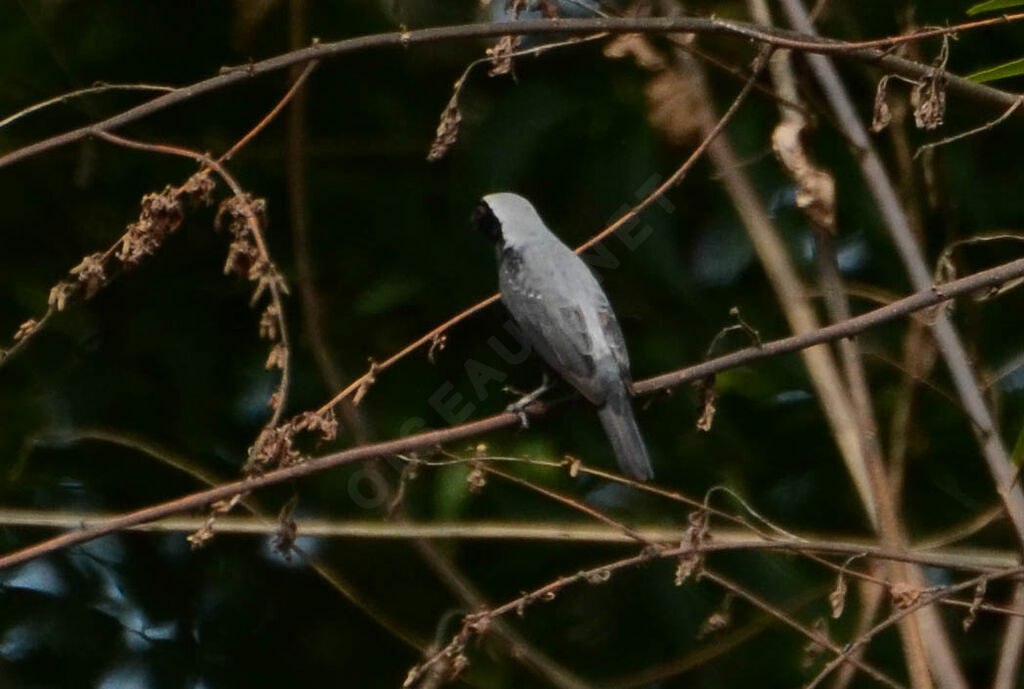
left=473, top=192, right=654, bottom=481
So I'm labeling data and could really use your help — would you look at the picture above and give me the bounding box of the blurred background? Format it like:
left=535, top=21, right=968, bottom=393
left=2, top=1, right=1024, bottom=687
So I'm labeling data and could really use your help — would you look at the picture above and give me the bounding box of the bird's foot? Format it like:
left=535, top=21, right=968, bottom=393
left=503, top=374, right=553, bottom=429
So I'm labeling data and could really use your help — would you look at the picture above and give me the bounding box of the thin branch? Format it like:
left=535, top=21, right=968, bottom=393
left=2, top=15, right=1023, bottom=171
left=3, top=254, right=1024, bottom=571
left=805, top=567, right=1024, bottom=689
left=222, top=58, right=319, bottom=163
left=0, top=82, right=174, bottom=131
left=702, top=569, right=906, bottom=689
left=613, top=586, right=826, bottom=688
left=409, top=547, right=910, bottom=688
left=914, top=96, right=1024, bottom=159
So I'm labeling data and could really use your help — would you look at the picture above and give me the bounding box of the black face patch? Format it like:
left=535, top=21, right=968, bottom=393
left=471, top=201, right=502, bottom=243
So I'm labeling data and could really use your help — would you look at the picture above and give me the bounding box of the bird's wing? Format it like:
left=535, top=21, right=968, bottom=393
left=598, top=304, right=631, bottom=381
left=500, top=255, right=605, bottom=404
left=513, top=296, right=598, bottom=383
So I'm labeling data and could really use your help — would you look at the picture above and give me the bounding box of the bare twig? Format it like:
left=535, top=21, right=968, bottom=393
left=0, top=82, right=174, bottom=131
left=805, top=567, right=1024, bottom=689
left=914, top=96, right=1024, bottom=159
left=408, top=548, right=909, bottom=688
left=702, top=569, right=905, bottom=689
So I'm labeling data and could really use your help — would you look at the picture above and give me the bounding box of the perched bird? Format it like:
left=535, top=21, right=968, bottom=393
left=472, top=192, right=654, bottom=481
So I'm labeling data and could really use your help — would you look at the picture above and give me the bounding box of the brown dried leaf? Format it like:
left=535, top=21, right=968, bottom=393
left=223, top=236, right=257, bottom=277
left=290, top=408, right=338, bottom=441
left=871, top=76, right=893, bottom=133
left=890, top=582, right=921, bottom=610
left=187, top=520, right=216, bottom=549
left=696, top=378, right=716, bottom=432
left=771, top=119, right=836, bottom=233
left=13, top=319, right=38, bottom=342
left=69, top=252, right=109, bottom=299
left=963, top=578, right=987, bottom=631
left=259, top=304, right=280, bottom=340
left=912, top=76, right=946, bottom=130
left=487, top=35, right=522, bottom=77
left=675, top=509, right=710, bottom=585
left=353, top=359, right=380, bottom=405
left=467, top=462, right=487, bottom=493
left=48, top=282, right=76, bottom=312
left=645, top=69, right=702, bottom=146
left=427, top=92, right=463, bottom=163
left=428, top=332, right=447, bottom=364
left=603, top=33, right=666, bottom=71
left=912, top=38, right=949, bottom=131
left=180, top=171, right=216, bottom=206
left=246, top=426, right=301, bottom=473
left=117, top=188, right=186, bottom=265
left=829, top=570, right=848, bottom=619
left=267, top=389, right=283, bottom=413
left=272, top=497, right=299, bottom=561
left=696, top=594, right=733, bottom=639
left=265, top=343, right=287, bottom=370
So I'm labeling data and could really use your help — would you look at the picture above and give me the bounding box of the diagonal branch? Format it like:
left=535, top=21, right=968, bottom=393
left=2, top=254, right=1024, bottom=571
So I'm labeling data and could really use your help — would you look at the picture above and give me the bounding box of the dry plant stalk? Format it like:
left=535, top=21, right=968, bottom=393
left=0, top=172, right=216, bottom=364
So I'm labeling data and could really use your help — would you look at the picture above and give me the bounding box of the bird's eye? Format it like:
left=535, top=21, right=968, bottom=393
left=471, top=202, right=502, bottom=242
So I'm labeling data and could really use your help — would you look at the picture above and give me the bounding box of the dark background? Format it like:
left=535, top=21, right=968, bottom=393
left=1, top=1, right=1024, bottom=687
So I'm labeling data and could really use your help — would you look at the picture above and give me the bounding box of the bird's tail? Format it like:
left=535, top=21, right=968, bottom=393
left=596, top=384, right=654, bottom=481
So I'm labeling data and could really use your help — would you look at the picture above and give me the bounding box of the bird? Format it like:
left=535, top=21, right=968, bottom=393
left=472, top=192, right=654, bottom=481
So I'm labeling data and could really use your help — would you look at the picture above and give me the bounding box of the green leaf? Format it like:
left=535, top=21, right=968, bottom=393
left=967, top=0, right=1024, bottom=15
left=968, top=56, right=1024, bottom=82
left=1012, top=423, right=1024, bottom=466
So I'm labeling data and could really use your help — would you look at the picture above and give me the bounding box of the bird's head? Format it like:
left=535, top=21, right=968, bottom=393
left=472, top=192, right=550, bottom=249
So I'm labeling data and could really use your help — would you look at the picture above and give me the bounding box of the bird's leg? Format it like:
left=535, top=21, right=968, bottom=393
left=504, top=371, right=553, bottom=428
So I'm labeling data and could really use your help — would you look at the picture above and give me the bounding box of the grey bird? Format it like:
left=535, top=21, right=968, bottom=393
left=472, top=192, right=654, bottom=481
